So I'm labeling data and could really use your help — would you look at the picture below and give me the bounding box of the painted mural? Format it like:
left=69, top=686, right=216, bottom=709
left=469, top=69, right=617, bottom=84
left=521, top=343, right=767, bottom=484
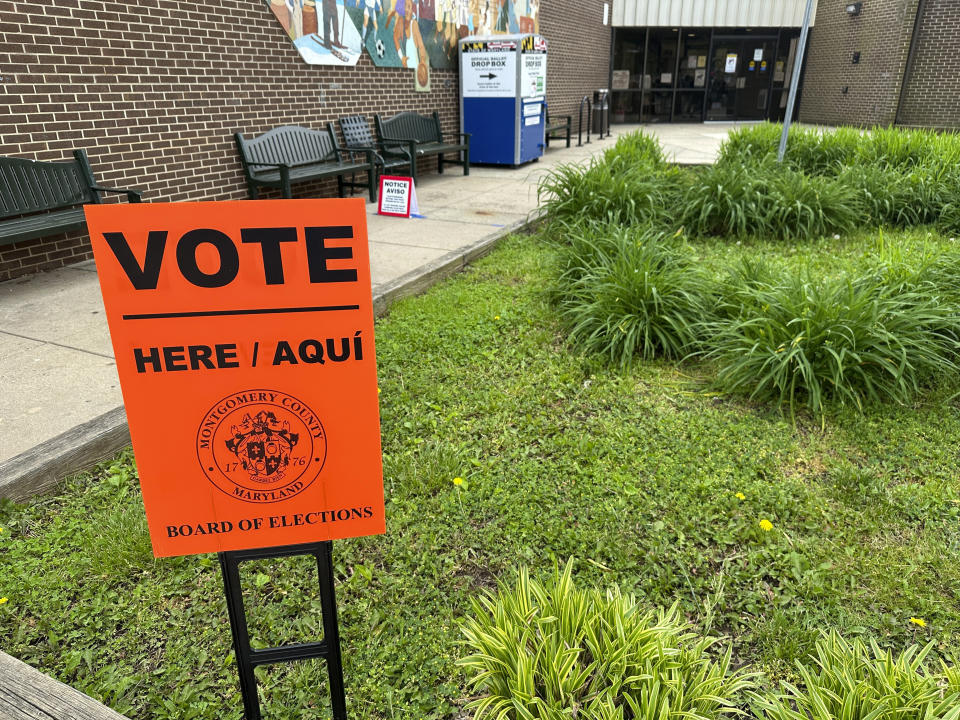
left=267, top=0, right=364, bottom=65
left=266, top=0, right=539, bottom=71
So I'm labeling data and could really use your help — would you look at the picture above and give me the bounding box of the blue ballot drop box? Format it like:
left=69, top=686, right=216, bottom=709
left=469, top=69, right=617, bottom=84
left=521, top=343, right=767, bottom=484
left=459, top=34, right=548, bottom=166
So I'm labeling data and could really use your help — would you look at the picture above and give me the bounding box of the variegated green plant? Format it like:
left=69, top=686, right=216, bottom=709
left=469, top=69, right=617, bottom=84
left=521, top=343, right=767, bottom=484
left=458, top=561, right=755, bottom=720
left=752, top=631, right=960, bottom=720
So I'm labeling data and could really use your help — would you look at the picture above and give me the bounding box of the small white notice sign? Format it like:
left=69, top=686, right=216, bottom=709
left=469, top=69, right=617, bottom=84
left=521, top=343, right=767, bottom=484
left=725, top=54, right=737, bottom=73
left=378, top=175, right=420, bottom=218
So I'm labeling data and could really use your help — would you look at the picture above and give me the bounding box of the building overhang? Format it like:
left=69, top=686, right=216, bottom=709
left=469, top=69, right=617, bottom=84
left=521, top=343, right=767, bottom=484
left=611, top=0, right=818, bottom=28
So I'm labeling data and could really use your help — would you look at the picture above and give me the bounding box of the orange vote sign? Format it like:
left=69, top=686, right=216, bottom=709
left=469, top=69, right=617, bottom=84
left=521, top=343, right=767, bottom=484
left=85, top=199, right=384, bottom=557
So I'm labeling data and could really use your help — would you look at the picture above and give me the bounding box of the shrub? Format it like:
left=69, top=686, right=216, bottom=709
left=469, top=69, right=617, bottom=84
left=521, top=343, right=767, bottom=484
left=682, top=162, right=862, bottom=241
left=837, top=165, right=923, bottom=228
left=459, top=562, right=755, bottom=720
left=857, top=126, right=943, bottom=171
left=941, top=201, right=960, bottom=237
left=938, top=177, right=960, bottom=236
left=717, top=124, right=860, bottom=176
left=555, top=223, right=713, bottom=366
left=716, top=122, right=783, bottom=167
left=763, top=167, right=862, bottom=240
left=680, top=161, right=765, bottom=238
left=537, top=159, right=683, bottom=227
left=601, top=130, right=668, bottom=169
left=704, top=269, right=960, bottom=417
left=753, top=631, right=960, bottom=720
left=538, top=131, right=684, bottom=228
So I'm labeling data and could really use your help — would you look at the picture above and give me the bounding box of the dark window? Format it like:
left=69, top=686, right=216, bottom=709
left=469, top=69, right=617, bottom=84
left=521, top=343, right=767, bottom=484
left=612, top=28, right=646, bottom=90
left=645, top=28, right=679, bottom=90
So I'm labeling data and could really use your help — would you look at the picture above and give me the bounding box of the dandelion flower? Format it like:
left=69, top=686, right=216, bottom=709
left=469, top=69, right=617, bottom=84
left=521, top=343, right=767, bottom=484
left=735, top=492, right=746, bottom=501
left=759, top=518, right=773, bottom=532
left=0, top=598, right=7, bottom=605
left=453, top=477, right=464, bottom=486
left=833, top=234, right=841, bottom=240
left=494, top=315, right=500, bottom=321
left=909, top=617, right=927, bottom=628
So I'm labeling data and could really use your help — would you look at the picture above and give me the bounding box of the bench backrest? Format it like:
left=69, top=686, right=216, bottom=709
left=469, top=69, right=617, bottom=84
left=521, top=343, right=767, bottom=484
left=0, top=150, right=98, bottom=220
left=235, top=124, right=340, bottom=171
left=339, top=115, right=377, bottom=150
left=375, top=111, right=442, bottom=144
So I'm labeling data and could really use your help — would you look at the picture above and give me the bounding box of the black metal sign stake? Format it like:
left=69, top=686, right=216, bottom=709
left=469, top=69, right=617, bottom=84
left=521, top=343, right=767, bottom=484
left=219, top=541, right=348, bottom=720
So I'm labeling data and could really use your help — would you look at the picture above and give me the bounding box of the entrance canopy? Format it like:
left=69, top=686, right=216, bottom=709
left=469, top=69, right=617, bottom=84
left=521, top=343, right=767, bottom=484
left=611, top=0, right=818, bottom=28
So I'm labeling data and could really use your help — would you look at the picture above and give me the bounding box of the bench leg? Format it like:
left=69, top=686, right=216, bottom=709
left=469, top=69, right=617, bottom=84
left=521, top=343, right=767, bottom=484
left=565, top=126, right=571, bottom=148
left=248, top=184, right=260, bottom=200
left=463, top=146, right=469, bottom=176
left=368, top=169, right=377, bottom=203
left=337, top=175, right=345, bottom=197
left=438, top=153, right=444, bottom=174
left=410, top=156, right=417, bottom=185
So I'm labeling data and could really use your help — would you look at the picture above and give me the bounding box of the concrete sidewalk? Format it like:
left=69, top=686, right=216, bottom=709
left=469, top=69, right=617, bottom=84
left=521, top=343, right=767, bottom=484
left=0, top=123, right=733, bottom=492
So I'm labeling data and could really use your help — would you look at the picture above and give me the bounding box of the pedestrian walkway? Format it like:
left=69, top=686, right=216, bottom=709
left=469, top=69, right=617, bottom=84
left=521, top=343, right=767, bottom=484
left=0, top=123, right=734, bottom=487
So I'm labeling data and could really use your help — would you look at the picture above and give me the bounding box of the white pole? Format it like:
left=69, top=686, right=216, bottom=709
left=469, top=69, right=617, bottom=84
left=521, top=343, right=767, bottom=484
left=777, top=0, right=815, bottom=163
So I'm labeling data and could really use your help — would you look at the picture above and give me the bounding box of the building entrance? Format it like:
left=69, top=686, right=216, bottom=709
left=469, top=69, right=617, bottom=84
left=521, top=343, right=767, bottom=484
left=610, top=27, right=802, bottom=124
left=706, top=36, right=777, bottom=121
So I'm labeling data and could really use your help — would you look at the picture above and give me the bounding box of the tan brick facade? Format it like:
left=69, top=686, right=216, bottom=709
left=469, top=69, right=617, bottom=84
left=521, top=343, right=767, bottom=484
left=800, top=0, right=960, bottom=130
left=896, top=0, right=960, bottom=128
left=0, top=0, right=610, bottom=280
left=800, top=0, right=919, bottom=127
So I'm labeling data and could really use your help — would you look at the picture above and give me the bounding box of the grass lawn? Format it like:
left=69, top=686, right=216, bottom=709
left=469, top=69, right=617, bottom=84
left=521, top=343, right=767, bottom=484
left=2, top=229, right=959, bottom=719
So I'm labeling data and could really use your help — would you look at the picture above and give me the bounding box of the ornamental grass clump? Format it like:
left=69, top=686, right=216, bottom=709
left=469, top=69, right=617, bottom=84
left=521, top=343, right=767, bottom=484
left=537, top=160, right=675, bottom=227
left=554, top=222, right=713, bottom=366
left=601, top=130, right=668, bottom=170
left=763, top=167, right=862, bottom=240
left=704, top=269, right=960, bottom=417
left=716, top=124, right=861, bottom=176
left=681, top=162, right=861, bottom=241
left=459, top=562, right=755, bottom=720
left=680, top=161, right=765, bottom=238
left=753, top=631, right=960, bottom=720
left=857, top=125, right=947, bottom=172
left=941, top=200, right=960, bottom=237
left=538, top=131, right=684, bottom=228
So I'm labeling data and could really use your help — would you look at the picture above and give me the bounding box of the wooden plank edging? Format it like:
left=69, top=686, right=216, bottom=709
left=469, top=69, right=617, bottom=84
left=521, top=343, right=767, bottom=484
left=0, top=651, right=131, bottom=719
left=0, top=406, right=131, bottom=503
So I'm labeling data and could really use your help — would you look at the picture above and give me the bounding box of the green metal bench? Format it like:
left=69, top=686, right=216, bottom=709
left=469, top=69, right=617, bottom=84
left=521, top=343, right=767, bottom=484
left=373, top=111, right=469, bottom=183
left=545, top=108, right=572, bottom=148
left=234, top=124, right=377, bottom=202
left=338, top=114, right=413, bottom=181
left=0, top=150, right=141, bottom=247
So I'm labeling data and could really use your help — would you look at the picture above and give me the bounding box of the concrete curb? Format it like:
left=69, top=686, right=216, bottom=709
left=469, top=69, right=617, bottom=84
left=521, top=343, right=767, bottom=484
left=0, top=211, right=541, bottom=504
left=372, top=211, right=541, bottom=316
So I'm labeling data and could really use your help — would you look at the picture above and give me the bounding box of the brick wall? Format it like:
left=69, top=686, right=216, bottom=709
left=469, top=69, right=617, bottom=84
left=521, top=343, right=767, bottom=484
left=0, top=0, right=610, bottom=281
left=799, top=0, right=918, bottom=127
left=540, top=2, right=611, bottom=123
left=896, top=0, right=960, bottom=128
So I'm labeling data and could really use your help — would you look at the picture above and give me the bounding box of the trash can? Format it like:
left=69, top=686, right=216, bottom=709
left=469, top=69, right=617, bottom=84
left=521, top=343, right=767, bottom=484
left=592, top=89, right=609, bottom=136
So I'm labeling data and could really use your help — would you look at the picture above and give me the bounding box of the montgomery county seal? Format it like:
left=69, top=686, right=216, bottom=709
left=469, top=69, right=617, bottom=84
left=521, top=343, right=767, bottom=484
left=196, top=390, right=327, bottom=503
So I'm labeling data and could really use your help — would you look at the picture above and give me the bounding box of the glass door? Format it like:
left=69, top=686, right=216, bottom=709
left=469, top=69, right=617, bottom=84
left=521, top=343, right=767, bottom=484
left=736, top=38, right=777, bottom=120
left=706, top=36, right=777, bottom=121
